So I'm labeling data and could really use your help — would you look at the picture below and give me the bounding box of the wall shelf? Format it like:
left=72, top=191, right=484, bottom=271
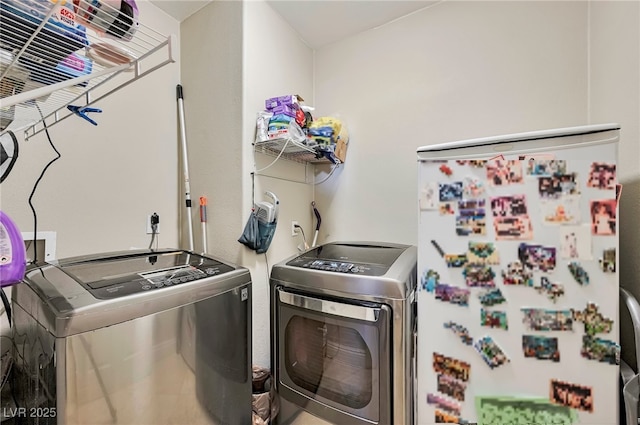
left=254, top=137, right=334, bottom=165
left=0, top=0, right=175, bottom=140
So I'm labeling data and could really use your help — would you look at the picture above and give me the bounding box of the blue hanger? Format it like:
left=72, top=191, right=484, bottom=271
left=67, top=105, right=102, bottom=126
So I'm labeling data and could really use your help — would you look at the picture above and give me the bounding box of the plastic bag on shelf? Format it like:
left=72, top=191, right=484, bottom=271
left=308, top=117, right=349, bottom=164
left=255, top=111, right=273, bottom=142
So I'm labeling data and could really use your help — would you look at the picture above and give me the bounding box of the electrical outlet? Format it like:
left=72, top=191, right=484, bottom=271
left=291, top=220, right=300, bottom=237
left=146, top=213, right=160, bottom=234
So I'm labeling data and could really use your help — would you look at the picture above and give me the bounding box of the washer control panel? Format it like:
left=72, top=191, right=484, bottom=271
left=140, top=265, right=210, bottom=288
left=83, top=255, right=235, bottom=299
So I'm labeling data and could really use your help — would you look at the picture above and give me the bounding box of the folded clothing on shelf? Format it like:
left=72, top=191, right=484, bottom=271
left=73, top=0, right=139, bottom=42
left=264, top=94, right=303, bottom=111
left=0, top=0, right=88, bottom=66
left=28, top=52, right=93, bottom=87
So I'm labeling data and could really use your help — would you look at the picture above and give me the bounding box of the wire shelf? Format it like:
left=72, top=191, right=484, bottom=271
left=0, top=0, right=175, bottom=139
left=254, top=137, right=332, bottom=164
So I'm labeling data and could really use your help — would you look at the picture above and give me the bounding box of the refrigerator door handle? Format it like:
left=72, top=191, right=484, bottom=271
left=278, top=288, right=381, bottom=322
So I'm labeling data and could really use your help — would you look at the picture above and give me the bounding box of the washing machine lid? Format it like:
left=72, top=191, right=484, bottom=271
left=57, top=249, right=234, bottom=299
left=286, top=242, right=409, bottom=276
left=12, top=249, right=251, bottom=337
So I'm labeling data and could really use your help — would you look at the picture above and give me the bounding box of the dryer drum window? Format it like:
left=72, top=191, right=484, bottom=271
left=284, top=315, right=373, bottom=409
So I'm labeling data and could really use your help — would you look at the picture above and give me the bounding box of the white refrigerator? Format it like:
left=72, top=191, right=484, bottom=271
left=416, top=124, right=621, bottom=425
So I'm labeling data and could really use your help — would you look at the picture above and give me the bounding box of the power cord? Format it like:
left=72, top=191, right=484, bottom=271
left=0, top=288, right=11, bottom=326
left=294, top=224, right=309, bottom=251
left=28, top=105, right=61, bottom=265
left=148, top=213, right=159, bottom=250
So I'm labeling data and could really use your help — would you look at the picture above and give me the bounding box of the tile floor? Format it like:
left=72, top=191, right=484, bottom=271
left=288, top=410, right=333, bottom=425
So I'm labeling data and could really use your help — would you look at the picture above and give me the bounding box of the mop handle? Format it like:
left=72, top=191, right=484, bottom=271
left=200, top=196, right=208, bottom=254
left=177, top=85, right=194, bottom=251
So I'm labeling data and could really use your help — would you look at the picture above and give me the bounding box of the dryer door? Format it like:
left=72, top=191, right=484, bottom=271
left=275, top=287, right=391, bottom=425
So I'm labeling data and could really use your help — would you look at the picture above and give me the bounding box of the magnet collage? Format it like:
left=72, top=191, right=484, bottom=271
left=420, top=155, right=620, bottom=423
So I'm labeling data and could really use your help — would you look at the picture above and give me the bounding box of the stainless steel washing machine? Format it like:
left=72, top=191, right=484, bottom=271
left=270, top=242, right=417, bottom=425
left=10, top=249, right=252, bottom=425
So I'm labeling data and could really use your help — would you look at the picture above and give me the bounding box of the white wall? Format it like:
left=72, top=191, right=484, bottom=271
left=313, top=1, right=590, bottom=246
left=180, top=0, right=314, bottom=368
left=242, top=0, right=315, bottom=368
left=0, top=0, right=180, bottom=340
left=589, top=1, right=640, bottom=370
left=590, top=2, right=640, bottom=286
left=179, top=0, right=244, bottom=262
left=0, top=1, right=182, bottom=256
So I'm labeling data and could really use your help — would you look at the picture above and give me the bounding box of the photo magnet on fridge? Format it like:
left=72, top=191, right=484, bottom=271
left=469, top=159, right=487, bottom=168
left=439, top=163, right=454, bottom=176
left=419, top=182, right=439, bottom=210
left=455, top=213, right=486, bottom=236
left=572, top=302, right=613, bottom=336
left=534, top=277, right=565, bottom=303
left=541, top=195, right=581, bottom=225
left=459, top=198, right=485, bottom=211
left=467, top=241, right=500, bottom=265
left=463, top=264, right=496, bottom=288
left=480, top=308, right=508, bottom=330
left=501, top=261, right=534, bottom=287
left=491, top=195, right=528, bottom=217
left=486, top=158, right=523, bottom=186
left=432, top=352, right=471, bottom=382
left=517, top=243, right=556, bottom=272
left=522, top=335, right=560, bottom=362
left=439, top=181, right=464, bottom=202
left=568, top=261, right=590, bottom=285
left=598, top=248, right=616, bottom=273
left=475, top=396, right=577, bottom=425
left=538, top=173, right=580, bottom=199
left=521, top=308, right=573, bottom=332
left=437, top=373, right=468, bottom=402
left=420, top=269, right=440, bottom=292
left=478, top=288, right=507, bottom=306
left=463, top=175, right=485, bottom=198
left=434, top=408, right=462, bottom=424
left=435, top=283, right=470, bottom=307
left=439, top=202, right=456, bottom=215
left=587, top=162, right=616, bottom=190
left=590, top=199, right=617, bottom=235
left=490, top=195, right=533, bottom=240
left=444, top=253, right=468, bottom=268
left=581, top=335, right=620, bottom=365
left=426, top=393, right=461, bottom=416
left=523, top=157, right=567, bottom=176
left=549, top=379, right=593, bottom=413
left=443, top=321, right=473, bottom=345
left=559, top=226, right=592, bottom=260
left=474, top=335, right=510, bottom=369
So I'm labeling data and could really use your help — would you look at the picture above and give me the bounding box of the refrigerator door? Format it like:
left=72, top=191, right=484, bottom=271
left=417, top=124, right=620, bottom=424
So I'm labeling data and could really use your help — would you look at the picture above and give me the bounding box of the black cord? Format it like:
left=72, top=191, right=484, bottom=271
left=148, top=224, right=157, bottom=250
left=0, top=288, right=11, bottom=326
left=28, top=106, right=61, bottom=265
